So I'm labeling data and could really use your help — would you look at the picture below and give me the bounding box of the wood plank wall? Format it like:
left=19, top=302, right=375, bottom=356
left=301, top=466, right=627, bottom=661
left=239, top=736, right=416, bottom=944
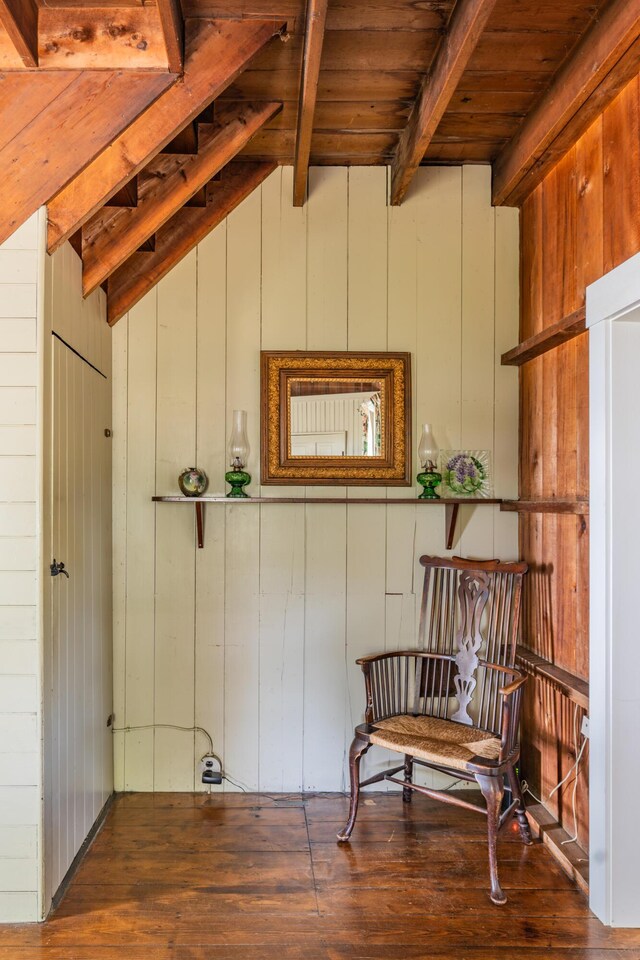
left=41, top=242, right=113, bottom=914
left=0, top=212, right=41, bottom=923
left=112, top=165, right=520, bottom=794
left=518, top=75, right=640, bottom=851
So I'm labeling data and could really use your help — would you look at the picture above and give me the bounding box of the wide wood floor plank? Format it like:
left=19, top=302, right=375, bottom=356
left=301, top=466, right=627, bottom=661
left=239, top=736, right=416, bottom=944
left=1, top=792, right=639, bottom=957
left=0, top=950, right=631, bottom=960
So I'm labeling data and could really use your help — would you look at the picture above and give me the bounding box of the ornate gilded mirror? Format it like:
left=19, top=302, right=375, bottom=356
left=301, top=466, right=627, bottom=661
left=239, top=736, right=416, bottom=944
left=260, top=351, right=411, bottom=485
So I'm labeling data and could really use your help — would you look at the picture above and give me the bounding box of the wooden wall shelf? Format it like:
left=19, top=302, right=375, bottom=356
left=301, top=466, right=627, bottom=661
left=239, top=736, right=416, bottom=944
left=516, top=644, right=589, bottom=709
left=152, top=496, right=501, bottom=550
left=501, top=306, right=586, bottom=366
left=501, top=499, right=589, bottom=515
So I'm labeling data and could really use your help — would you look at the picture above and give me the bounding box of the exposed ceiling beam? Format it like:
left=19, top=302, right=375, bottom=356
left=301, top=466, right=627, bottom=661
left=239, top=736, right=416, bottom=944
left=493, top=0, right=640, bottom=206
left=46, top=18, right=283, bottom=254
left=0, top=70, right=173, bottom=246
left=107, top=161, right=277, bottom=325
left=0, top=0, right=37, bottom=68
left=156, top=0, right=184, bottom=74
left=36, top=6, right=173, bottom=71
left=82, top=101, right=282, bottom=295
left=292, top=0, right=328, bottom=206
left=389, top=0, right=498, bottom=206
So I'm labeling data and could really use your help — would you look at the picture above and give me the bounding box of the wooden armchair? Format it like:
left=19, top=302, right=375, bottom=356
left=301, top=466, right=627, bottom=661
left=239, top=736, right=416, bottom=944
left=338, top=555, right=532, bottom=905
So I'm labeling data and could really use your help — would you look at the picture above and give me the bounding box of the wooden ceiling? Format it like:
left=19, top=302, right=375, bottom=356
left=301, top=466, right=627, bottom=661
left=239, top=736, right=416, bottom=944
left=1, top=0, right=639, bottom=324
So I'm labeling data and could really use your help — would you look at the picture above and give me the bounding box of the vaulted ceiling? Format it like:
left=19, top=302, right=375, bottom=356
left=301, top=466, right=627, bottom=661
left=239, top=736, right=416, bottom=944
left=1, top=0, right=639, bottom=324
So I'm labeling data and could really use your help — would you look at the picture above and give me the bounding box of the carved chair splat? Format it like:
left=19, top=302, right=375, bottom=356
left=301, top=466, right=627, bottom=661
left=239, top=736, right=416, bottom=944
left=338, top=555, right=532, bottom=906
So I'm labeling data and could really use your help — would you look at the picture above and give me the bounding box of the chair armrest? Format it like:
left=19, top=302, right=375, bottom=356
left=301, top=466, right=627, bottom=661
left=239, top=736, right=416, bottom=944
left=497, top=668, right=527, bottom=761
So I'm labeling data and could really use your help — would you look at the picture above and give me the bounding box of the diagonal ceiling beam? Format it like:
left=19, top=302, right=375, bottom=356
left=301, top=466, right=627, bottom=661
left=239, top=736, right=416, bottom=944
left=0, top=70, right=173, bottom=246
left=106, top=161, right=277, bottom=325
left=492, top=0, right=640, bottom=206
left=292, top=0, right=328, bottom=206
left=46, top=18, right=284, bottom=253
left=82, top=101, right=282, bottom=295
left=0, top=0, right=38, bottom=68
left=156, top=0, right=184, bottom=74
left=389, top=0, right=498, bottom=206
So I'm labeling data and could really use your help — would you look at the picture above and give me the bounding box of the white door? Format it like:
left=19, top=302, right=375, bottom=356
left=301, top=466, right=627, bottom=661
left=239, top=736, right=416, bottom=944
left=45, top=336, right=113, bottom=902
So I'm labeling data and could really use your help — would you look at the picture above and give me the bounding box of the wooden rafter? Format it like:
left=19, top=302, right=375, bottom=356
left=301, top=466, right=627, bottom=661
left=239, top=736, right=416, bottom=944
left=156, top=0, right=184, bottom=74
left=389, top=0, right=498, bottom=205
left=292, top=0, right=328, bottom=206
left=0, top=0, right=37, bottom=68
left=82, top=101, right=282, bottom=295
left=106, top=161, right=277, bottom=325
left=0, top=71, right=173, bottom=246
left=46, top=18, right=283, bottom=253
left=492, top=0, right=640, bottom=206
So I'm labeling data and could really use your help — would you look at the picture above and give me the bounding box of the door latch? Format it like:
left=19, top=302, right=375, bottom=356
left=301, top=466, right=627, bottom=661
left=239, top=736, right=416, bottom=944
left=50, top=559, right=69, bottom=578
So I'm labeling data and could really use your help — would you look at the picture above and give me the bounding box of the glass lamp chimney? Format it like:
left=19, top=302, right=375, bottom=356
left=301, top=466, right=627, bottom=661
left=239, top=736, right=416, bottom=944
left=228, top=410, right=250, bottom=470
left=418, top=423, right=439, bottom=471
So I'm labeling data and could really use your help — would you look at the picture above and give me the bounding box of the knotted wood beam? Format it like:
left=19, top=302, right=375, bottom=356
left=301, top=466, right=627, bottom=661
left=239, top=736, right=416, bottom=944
left=107, top=161, right=277, bottom=325
left=390, top=0, right=497, bottom=205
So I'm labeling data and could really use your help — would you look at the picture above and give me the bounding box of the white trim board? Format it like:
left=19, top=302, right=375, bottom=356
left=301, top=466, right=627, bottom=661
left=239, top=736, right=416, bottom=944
left=587, top=252, right=640, bottom=927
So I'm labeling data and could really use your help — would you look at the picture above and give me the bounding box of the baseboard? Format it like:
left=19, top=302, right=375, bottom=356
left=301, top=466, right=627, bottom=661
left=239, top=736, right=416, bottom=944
left=525, top=800, right=589, bottom=895
left=48, top=793, right=115, bottom=916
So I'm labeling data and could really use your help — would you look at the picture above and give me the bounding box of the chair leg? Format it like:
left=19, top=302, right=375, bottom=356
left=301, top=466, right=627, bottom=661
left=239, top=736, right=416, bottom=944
left=403, top=754, right=413, bottom=803
left=337, top=735, right=370, bottom=842
left=507, top=763, right=533, bottom=845
left=477, top=773, right=507, bottom=905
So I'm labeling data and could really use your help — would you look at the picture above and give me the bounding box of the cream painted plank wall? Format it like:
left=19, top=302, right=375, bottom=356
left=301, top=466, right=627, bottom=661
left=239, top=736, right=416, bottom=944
left=113, top=165, right=520, bottom=793
left=41, top=240, right=113, bottom=913
left=0, top=212, right=41, bottom=923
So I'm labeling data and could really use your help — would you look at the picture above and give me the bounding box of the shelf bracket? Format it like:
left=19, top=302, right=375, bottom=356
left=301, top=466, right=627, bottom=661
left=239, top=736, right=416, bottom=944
left=444, top=502, right=459, bottom=550
left=195, top=501, right=205, bottom=549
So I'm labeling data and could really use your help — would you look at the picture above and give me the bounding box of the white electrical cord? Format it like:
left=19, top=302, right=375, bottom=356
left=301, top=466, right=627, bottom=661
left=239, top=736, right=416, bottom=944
left=111, top=722, right=218, bottom=762
left=521, top=703, right=589, bottom=846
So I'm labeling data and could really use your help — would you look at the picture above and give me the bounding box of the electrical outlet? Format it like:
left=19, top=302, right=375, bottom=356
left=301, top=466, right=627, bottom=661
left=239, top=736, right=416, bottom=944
left=581, top=715, right=590, bottom=739
left=200, top=754, right=223, bottom=785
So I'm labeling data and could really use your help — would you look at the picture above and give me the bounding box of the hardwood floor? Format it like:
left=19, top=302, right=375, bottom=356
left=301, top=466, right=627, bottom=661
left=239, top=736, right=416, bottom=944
left=2, top=791, right=640, bottom=959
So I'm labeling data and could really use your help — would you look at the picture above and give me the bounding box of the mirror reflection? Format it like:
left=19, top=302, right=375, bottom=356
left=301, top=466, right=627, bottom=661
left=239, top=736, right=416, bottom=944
left=289, top=378, right=384, bottom=457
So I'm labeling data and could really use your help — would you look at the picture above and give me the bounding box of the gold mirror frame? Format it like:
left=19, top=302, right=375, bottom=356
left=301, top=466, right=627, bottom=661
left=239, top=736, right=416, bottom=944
left=260, top=351, right=412, bottom=485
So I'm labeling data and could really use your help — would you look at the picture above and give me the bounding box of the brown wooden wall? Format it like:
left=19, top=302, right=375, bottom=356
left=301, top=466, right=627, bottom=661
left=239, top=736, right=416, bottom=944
left=518, top=75, right=640, bottom=851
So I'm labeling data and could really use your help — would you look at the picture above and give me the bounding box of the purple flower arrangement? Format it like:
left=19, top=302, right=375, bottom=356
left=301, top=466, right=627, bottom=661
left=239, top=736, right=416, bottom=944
left=441, top=451, right=491, bottom=497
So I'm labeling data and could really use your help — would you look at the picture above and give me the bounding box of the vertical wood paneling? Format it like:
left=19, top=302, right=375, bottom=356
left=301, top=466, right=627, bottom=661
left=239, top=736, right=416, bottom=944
left=194, top=225, right=227, bottom=792
left=603, top=78, right=640, bottom=274
left=517, top=71, right=640, bottom=849
left=154, top=254, right=197, bottom=789
left=345, top=167, right=388, bottom=783
left=121, top=295, right=156, bottom=789
left=460, top=166, right=495, bottom=558
left=111, top=319, right=127, bottom=790
left=260, top=169, right=306, bottom=790
left=114, top=166, right=519, bottom=796
left=48, top=335, right=112, bottom=900
left=224, top=189, right=262, bottom=790
left=413, top=167, right=462, bottom=640
left=493, top=205, right=520, bottom=558
left=304, top=168, right=348, bottom=789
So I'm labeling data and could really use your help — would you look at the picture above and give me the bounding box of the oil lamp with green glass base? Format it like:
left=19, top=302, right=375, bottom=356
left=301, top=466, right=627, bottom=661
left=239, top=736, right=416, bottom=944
left=416, top=423, right=441, bottom=499
left=225, top=410, right=251, bottom=498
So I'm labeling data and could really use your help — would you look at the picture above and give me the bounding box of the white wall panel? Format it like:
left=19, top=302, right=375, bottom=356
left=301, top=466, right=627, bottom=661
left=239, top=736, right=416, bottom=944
left=0, top=212, right=41, bottom=923
left=113, top=166, right=520, bottom=793
left=41, top=239, right=113, bottom=915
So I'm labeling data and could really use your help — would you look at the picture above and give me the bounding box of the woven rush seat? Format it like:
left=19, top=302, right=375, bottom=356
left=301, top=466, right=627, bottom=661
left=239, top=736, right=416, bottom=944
left=369, top=714, right=501, bottom=772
